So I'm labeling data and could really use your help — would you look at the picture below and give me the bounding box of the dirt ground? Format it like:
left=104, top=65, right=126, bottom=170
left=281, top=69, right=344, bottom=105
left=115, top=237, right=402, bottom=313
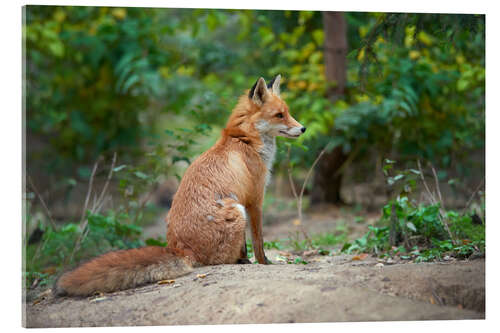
left=23, top=205, right=485, bottom=327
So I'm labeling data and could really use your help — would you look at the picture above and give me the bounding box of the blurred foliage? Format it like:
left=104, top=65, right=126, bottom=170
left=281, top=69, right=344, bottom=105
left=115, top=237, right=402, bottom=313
left=25, top=7, right=484, bottom=179
left=269, top=12, right=484, bottom=177
left=25, top=7, right=262, bottom=177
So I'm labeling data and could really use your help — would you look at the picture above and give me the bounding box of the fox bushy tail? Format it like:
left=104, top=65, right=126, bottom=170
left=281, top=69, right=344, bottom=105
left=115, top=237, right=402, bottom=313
left=54, top=246, right=195, bottom=297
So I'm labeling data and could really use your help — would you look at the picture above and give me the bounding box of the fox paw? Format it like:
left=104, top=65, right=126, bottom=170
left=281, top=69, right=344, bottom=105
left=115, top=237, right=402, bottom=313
left=237, top=258, right=252, bottom=264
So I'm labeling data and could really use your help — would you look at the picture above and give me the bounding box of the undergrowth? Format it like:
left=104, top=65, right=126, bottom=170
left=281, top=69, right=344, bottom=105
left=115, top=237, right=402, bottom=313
left=340, top=197, right=485, bottom=262
left=24, top=210, right=168, bottom=291
left=278, top=158, right=485, bottom=264
left=340, top=160, right=485, bottom=262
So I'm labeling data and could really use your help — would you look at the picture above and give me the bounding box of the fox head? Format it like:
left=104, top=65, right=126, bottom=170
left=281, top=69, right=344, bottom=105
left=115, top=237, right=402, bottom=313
left=248, top=75, right=306, bottom=139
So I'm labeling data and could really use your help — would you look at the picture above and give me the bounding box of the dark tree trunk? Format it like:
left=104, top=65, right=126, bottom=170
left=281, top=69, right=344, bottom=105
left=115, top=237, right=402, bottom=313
left=311, top=145, right=349, bottom=204
left=322, top=12, right=347, bottom=99
left=311, top=12, right=349, bottom=206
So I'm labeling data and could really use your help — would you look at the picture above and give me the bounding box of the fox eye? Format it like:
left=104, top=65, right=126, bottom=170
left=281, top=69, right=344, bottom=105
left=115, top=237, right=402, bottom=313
left=276, top=113, right=284, bottom=118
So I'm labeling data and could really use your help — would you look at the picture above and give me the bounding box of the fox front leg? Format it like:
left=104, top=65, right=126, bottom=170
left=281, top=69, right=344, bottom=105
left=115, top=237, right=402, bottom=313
left=237, top=231, right=252, bottom=264
left=247, top=204, right=271, bottom=264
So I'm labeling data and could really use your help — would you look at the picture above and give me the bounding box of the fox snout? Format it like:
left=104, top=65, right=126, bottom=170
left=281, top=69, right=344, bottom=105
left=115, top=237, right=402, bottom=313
left=279, top=116, right=306, bottom=138
left=279, top=124, right=306, bottom=138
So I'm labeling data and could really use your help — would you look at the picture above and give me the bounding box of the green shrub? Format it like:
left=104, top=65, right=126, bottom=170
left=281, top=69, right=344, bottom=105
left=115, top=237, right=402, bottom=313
left=341, top=195, right=484, bottom=262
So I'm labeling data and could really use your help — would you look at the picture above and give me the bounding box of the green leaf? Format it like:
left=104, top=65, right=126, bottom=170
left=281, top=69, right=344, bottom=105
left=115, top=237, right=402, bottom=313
left=393, top=174, right=405, bottom=182
left=113, top=165, right=127, bottom=172
left=122, top=74, right=140, bottom=93
left=406, top=222, right=417, bottom=232
left=61, top=224, right=79, bottom=233
left=48, top=42, right=64, bottom=57
left=134, top=171, right=148, bottom=179
left=172, top=156, right=190, bottom=164
left=312, top=29, right=324, bottom=45
left=77, top=166, right=91, bottom=179
left=341, top=242, right=352, bottom=252
left=145, top=238, right=167, bottom=247
left=294, top=257, right=308, bottom=265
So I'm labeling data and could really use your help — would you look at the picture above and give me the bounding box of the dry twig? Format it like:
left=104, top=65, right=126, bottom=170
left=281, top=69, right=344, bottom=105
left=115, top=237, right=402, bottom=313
left=27, top=174, right=57, bottom=230
left=69, top=153, right=117, bottom=265
left=464, top=177, right=485, bottom=212
left=333, top=143, right=361, bottom=178
left=287, top=146, right=327, bottom=248
left=429, top=162, right=444, bottom=209
left=417, top=159, right=456, bottom=245
left=93, top=152, right=117, bottom=212
left=79, top=156, right=102, bottom=225
left=417, top=159, right=437, bottom=205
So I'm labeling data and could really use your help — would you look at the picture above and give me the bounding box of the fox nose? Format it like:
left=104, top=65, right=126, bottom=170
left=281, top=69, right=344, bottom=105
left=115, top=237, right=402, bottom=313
left=301, top=127, right=307, bottom=133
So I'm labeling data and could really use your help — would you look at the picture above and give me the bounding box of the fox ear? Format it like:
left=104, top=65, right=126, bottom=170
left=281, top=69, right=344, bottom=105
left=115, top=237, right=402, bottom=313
left=249, top=77, right=269, bottom=106
left=267, top=74, right=281, bottom=96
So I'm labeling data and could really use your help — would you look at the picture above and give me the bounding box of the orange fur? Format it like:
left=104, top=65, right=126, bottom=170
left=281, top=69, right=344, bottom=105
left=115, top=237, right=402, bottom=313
left=54, top=76, right=304, bottom=296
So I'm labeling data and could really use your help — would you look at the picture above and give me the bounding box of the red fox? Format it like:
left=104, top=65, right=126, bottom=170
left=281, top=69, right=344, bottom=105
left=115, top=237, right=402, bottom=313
left=54, top=75, right=306, bottom=296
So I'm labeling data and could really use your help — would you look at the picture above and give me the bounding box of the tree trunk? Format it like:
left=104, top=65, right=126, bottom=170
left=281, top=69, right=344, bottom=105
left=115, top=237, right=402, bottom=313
left=311, top=12, right=349, bottom=206
left=322, top=12, right=348, bottom=100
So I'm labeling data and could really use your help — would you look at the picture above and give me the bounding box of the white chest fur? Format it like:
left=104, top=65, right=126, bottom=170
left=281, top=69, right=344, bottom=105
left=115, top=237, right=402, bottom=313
left=258, top=134, right=276, bottom=188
